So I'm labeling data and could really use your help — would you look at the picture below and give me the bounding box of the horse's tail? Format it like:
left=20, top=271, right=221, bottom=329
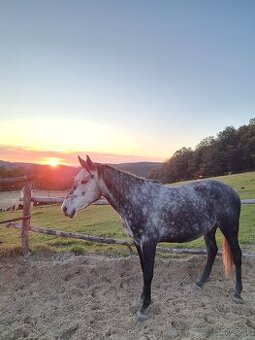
left=222, top=236, right=234, bottom=278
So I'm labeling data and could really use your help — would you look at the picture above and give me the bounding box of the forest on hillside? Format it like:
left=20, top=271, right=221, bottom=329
left=148, top=118, right=255, bottom=183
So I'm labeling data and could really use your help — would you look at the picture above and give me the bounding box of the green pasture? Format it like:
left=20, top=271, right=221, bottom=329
left=0, top=171, right=254, bottom=256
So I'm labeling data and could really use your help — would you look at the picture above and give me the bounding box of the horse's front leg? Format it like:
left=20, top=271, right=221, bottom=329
left=137, top=241, right=156, bottom=321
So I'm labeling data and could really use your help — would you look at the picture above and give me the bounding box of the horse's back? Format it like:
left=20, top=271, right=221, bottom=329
left=190, top=179, right=240, bottom=207
left=164, top=179, right=239, bottom=207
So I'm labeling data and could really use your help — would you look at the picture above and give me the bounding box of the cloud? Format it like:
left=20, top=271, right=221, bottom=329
left=0, top=145, right=163, bottom=166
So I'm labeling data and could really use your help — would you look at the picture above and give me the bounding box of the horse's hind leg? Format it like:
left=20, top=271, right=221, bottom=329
left=220, top=227, right=243, bottom=302
left=196, top=225, right=218, bottom=288
left=230, top=237, right=242, bottom=302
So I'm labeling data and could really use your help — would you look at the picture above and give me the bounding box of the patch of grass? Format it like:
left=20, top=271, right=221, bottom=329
left=48, top=239, right=78, bottom=247
left=0, top=244, right=23, bottom=257
left=215, top=171, right=255, bottom=199
left=70, top=245, right=85, bottom=255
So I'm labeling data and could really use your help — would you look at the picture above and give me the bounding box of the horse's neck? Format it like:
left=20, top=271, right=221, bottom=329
left=98, top=165, right=140, bottom=215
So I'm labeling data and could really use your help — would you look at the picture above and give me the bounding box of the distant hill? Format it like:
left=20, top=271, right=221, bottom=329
left=0, top=160, right=162, bottom=177
left=0, top=160, right=38, bottom=170
left=0, top=160, right=163, bottom=190
left=0, top=160, right=18, bottom=169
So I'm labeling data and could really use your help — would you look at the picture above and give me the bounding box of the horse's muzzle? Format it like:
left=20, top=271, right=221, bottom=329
left=61, top=204, right=76, bottom=218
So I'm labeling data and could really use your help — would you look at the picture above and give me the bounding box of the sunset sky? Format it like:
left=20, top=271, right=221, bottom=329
left=1, top=1, right=255, bottom=166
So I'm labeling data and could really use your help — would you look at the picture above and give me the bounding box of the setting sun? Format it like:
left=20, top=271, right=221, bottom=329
left=46, top=158, right=60, bottom=167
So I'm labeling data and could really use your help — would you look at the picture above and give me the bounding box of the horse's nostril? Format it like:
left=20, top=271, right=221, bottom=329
left=70, top=209, right=76, bottom=218
left=62, top=205, right=67, bottom=213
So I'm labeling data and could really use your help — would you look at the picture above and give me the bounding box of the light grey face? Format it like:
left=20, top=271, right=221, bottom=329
left=62, top=167, right=101, bottom=218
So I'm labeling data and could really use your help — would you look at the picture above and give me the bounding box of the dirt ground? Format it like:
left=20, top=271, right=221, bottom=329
left=1, top=253, right=255, bottom=340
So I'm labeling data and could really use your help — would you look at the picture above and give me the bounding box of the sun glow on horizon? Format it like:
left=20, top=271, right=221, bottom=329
left=44, top=157, right=61, bottom=167
left=0, top=117, right=172, bottom=165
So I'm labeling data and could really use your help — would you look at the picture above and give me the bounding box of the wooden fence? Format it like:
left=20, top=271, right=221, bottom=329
left=0, top=176, right=135, bottom=256
left=0, top=177, right=31, bottom=256
left=1, top=176, right=255, bottom=257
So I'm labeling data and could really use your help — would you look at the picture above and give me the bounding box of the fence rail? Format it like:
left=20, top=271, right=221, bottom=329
left=241, top=199, right=255, bottom=204
left=0, top=176, right=27, bottom=184
left=30, top=196, right=109, bottom=205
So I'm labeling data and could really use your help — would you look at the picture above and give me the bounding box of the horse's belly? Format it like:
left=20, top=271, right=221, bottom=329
left=160, top=221, right=213, bottom=243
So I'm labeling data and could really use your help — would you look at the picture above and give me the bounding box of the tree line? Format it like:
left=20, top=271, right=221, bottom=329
left=148, top=118, right=255, bottom=183
left=0, top=166, right=25, bottom=190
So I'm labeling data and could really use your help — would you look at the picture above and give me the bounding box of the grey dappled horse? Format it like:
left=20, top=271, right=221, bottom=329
left=62, top=156, right=243, bottom=321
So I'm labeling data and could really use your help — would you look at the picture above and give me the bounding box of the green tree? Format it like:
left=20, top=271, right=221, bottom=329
left=150, top=118, right=255, bottom=183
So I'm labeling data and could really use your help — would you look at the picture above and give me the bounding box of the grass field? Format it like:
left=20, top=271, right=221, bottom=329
left=0, top=171, right=254, bottom=255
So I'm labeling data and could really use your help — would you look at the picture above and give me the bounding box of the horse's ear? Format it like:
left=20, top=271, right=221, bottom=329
left=86, top=155, right=95, bottom=171
left=78, top=155, right=88, bottom=169
left=78, top=155, right=95, bottom=177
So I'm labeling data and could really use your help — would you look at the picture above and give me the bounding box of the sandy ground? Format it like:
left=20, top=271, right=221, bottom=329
left=1, top=253, right=255, bottom=340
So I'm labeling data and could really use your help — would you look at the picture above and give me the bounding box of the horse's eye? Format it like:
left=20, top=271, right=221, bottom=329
left=81, top=179, right=88, bottom=185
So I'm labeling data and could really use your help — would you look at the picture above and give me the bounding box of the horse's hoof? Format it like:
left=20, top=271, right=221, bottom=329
left=233, top=294, right=244, bottom=304
left=195, top=282, right=203, bottom=290
left=192, top=283, right=202, bottom=296
left=137, top=310, right=148, bottom=322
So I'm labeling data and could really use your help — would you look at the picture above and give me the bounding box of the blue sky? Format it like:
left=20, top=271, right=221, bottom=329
left=0, top=0, right=254, bottom=165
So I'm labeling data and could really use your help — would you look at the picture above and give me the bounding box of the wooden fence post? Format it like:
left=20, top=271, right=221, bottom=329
left=21, top=179, right=31, bottom=256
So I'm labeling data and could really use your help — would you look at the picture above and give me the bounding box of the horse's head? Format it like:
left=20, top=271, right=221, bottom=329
left=62, top=155, right=101, bottom=218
